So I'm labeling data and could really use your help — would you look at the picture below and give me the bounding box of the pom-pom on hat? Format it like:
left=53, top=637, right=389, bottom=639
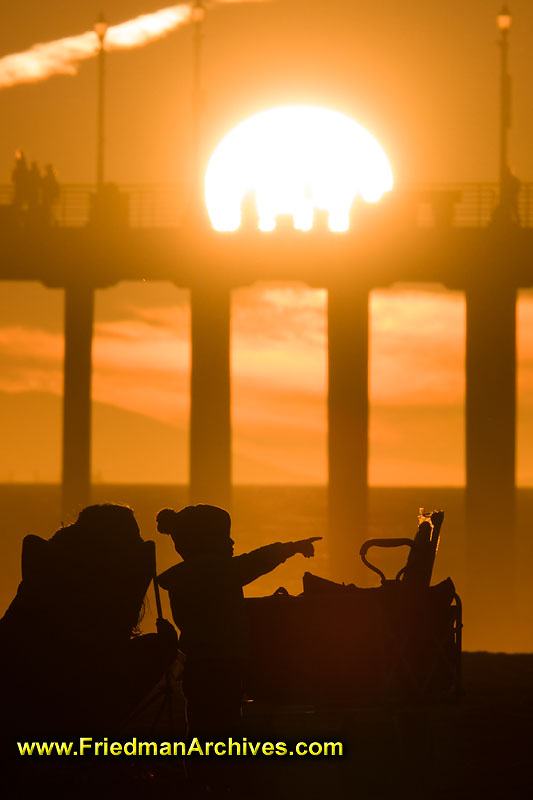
left=156, top=507, right=179, bottom=535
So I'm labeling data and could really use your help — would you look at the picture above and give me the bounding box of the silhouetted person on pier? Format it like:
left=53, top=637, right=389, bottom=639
left=494, top=165, right=521, bottom=226
left=42, top=163, right=60, bottom=224
left=157, top=506, right=320, bottom=733
left=27, top=161, right=42, bottom=222
left=240, top=190, right=259, bottom=229
left=11, top=149, right=29, bottom=216
left=0, top=503, right=178, bottom=735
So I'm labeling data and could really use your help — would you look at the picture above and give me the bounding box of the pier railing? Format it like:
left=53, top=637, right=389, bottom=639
left=0, top=182, right=531, bottom=229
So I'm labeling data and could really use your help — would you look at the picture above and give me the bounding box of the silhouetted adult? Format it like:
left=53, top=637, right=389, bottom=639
left=157, top=504, right=321, bottom=739
left=42, top=163, right=60, bottom=225
left=11, top=149, right=29, bottom=215
left=0, top=503, right=178, bottom=736
left=495, top=165, right=521, bottom=226
left=27, top=161, right=42, bottom=222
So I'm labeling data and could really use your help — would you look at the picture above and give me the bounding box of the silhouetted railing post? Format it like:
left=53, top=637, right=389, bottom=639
left=189, top=284, right=232, bottom=509
left=465, top=279, right=516, bottom=648
left=327, top=282, right=369, bottom=581
left=62, top=284, right=94, bottom=520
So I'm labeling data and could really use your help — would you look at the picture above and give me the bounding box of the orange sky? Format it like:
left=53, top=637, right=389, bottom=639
left=2, top=1, right=533, bottom=185
left=0, top=281, right=532, bottom=486
left=1, top=2, right=533, bottom=486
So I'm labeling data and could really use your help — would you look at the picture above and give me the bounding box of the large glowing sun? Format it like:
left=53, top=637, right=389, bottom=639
left=205, top=106, right=393, bottom=233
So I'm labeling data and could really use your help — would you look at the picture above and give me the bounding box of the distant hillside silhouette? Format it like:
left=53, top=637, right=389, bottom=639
left=0, top=390, right=318, bottom=484
left=0, top=390, right=188, bottom=483
left=3, top=390, right=533, bottom=485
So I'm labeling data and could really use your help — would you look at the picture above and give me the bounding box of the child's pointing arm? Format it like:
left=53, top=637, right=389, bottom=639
left=233, top=537, right=323, bottom=587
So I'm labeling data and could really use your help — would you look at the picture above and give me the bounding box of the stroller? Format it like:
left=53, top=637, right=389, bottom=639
left=244, top=510, right=462, bottom=706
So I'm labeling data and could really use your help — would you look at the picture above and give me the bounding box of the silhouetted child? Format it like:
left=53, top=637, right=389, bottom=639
left=157, top=504, right=321, bottom=738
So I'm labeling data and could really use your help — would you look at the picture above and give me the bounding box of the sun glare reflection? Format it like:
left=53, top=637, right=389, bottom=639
left=205, top=106, right=393, bottom=233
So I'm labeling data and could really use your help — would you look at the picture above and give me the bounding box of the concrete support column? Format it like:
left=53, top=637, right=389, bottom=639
left=62, top=284, right=94, bottom=521
left=189, top=284, right=232, bottom=509
left=327, top=282, right=370, bottom=582
left=465, top=281, right=516, bottom=648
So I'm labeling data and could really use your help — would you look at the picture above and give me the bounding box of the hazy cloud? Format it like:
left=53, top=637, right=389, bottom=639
left=0, top=286, right=532, bottom=484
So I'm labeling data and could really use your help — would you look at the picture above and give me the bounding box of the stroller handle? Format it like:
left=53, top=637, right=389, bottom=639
left=359, top=538, right=414, bottom=585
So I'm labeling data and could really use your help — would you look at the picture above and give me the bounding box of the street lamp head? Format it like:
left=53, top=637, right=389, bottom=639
left=497, top=5, right=512, bottom=31
left=191, top=1, right=206, bottom=24
left=94, top=12, right=109, bottom=43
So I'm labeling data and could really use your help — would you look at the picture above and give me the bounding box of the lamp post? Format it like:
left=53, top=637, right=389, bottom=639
left=94, top=12, right=109, bottom=192
left=497, top=5, right=512, bottom=190
left=191, top=0, right=206, bottom=202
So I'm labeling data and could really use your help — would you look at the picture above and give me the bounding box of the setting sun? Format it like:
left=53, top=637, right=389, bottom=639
left=205, top=106, right=393, bottom=233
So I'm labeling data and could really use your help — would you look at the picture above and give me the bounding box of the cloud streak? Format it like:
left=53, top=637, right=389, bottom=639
left=0, top=1, right=269, bottom=89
